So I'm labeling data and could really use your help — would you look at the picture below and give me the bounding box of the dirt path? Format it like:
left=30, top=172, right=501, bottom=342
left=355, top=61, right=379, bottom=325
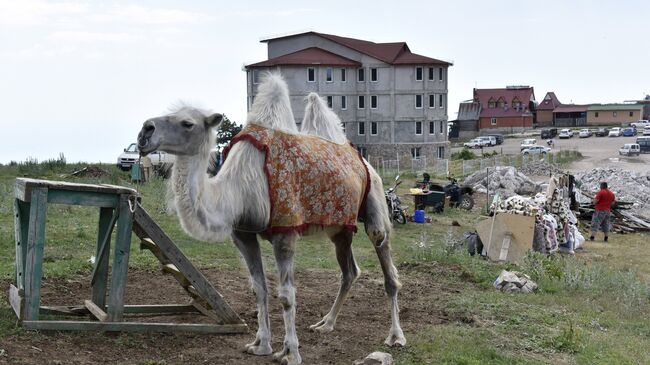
left=0, top=263, right=461, bottom=365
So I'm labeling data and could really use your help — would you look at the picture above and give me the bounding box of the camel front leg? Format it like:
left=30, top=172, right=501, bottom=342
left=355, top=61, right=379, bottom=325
left=271, top=233, right=302, bottom=365
left=373, top=233, right=406, bottom=347
left=232, top=230, right=272, bottom=356
left=310, top=229, right=359, bottom=333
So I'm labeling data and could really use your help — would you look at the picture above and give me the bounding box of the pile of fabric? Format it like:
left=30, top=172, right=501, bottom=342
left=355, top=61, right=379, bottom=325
left=490, top=175, right=584, bottom=254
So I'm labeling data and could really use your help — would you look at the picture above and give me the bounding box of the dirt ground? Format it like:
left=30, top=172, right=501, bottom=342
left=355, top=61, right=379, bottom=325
left=0, top=262, right=463, bottom=365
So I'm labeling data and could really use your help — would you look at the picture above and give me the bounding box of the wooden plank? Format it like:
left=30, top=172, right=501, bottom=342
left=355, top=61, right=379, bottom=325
left=133, top=205, right=243, bottom=324
left=91, top=207, right=117, bottom=308
left=47, top=190, right=118, bottom=208
left=135, top=236, right=170, bottom=265
left=22, top=321, right=249, bottom=334
left=8, top=284, right=23, bottom=320
left=191, top=299, right=223, bottom=324
left=84, top=300, right=108, bottom=322
left=23, top=188, right=48, bottom=321
left=161, top=264, right=191, bottom=287
left=15, top=178, right=137, bottom=201
left=40, top=306, right=88, bottom=316
left=476, top=213, right=535, bottom=264
left=13, top=199, right=30, bottom=290
left=106, top=195, right=134, bottom=322
left=122, top=304, right=200, bottom=314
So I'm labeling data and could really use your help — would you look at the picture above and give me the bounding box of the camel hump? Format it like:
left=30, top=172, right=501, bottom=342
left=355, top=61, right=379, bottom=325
left=246, top=72, right=297, bottom=133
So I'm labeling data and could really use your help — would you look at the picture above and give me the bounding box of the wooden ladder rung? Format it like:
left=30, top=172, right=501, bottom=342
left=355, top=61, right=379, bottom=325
left=162, top=264, right=191, bottom=287
left=140, top=237, right=157, bottom=251
left=84, top=300, right=108, bottom=322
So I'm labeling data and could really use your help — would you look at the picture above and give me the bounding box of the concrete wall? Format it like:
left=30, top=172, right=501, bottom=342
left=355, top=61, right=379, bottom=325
left=586, top=109, right=643, bottom=125
left=536, top=110, right=554, bottom=126
left=479, top=116, right=532, bottom=132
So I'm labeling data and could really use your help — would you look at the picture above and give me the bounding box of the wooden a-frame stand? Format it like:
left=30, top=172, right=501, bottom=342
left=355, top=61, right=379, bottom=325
left=8, top=178, right=247, bottom=334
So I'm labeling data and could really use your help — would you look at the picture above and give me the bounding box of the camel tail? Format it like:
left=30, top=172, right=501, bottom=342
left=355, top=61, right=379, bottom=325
left=300, top=92, right=347, bottom=144
left=246, top=72, right=297, bottom=133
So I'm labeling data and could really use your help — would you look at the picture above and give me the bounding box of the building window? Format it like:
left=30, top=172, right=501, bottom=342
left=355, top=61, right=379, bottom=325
left=327, top=96, right=333, bottom=108
left=371, top=95, right=378, bottom=109
left=341, top=95, right=347, bottom=110
left=415, top=67, right=423, bottom=81
left=342, top=122, right=346, bottom=133
left=497, top=98, right=505, bottom=108
left=358, top=95, right=365, bottom=109
left=595, top=112, right=599, bottom=117
left=439, top=67, right=444, bottom=81
left=439, top=94, right=444, bottom=109
left=252, top=69, right=260, bottom=84
left=371, top=68, right=378, bottom=82
left=358, top=121, right=365, bottom=135
left=415, top=121, right=422, bottom=135
left=341, top=68, right=346, bottom=82
left=415, top=94, right=423, bottom=109
left=429, top=94, right=435, bottom=108
left=429, top=121, right=435, bottom=134
left=439, top=121, right=444, bottom=134
left=488, top=98, right=496, bottom=108
left=437, top=146, right=445, bottom=159
left=491, top=117, right=497, bottom=125
left=371, top=122, right=378, bottom=135
left=613, top=111, right=618, bottom=117
left=630, top=111, right=634, bottom=117
left=411, top=147, right=421, bottom=159
left=326, top=68, right=333, bottom=82
left=308, top=68, right=315, bottom=82
left=428, top=67, right=434, bottom=81
left=357, top=68, right=365, bottom=82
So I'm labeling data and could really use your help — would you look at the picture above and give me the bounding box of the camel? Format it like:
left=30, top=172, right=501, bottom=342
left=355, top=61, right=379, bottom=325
left=137, top=74, right=405, bottom=365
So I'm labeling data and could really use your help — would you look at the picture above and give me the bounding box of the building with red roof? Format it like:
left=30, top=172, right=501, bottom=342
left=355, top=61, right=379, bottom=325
left=537, top=92, right=562, bottom=126
left=245, top=31, right=453, bottom=162
left=472, top=86, right=536, bottom=133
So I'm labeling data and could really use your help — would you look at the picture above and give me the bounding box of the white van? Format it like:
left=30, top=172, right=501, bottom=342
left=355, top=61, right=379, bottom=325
left=478, top=136, right=497, bottom=146
left=619, top=143, right=640, bottom=156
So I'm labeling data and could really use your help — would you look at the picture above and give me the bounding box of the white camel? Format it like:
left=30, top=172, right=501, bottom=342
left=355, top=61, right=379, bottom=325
left=137, top=74, right=405, bottom=365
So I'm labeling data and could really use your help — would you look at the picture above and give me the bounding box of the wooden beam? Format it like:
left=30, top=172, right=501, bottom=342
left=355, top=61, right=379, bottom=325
left=40, top=306, right=88, bottom=316
left=23, top=188, right=48, bottom=321
left=133, top=206, right=244, bottom=325
left=13, top=199, right=30, bottom=291
left=161, top=264, right=191, bottom=287
left=190, top=299, right=222, bottom=324
left=46, top=190, right=118, bottom=208
left=84, top=300, right=108, bottom=322
left=22, top=321, right=248, bottom=334
left=122, top=304, right=200, bottom=315
left=8, top=284, right=23, bottom=320
left=15, top=178, right=137, bottom=202
left=91, top=207, right=117, bottom=307
left=106, top=195, right=134, bottom=322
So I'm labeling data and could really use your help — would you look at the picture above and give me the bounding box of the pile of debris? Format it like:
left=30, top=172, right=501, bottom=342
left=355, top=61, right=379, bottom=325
left=518, top=161, right=564, bottom=177
left=576, top=168, right=650, bottom=217
left=463, top=166, right=541, bottom=198
left=493, top=270, right=538, bottom=293
left=66, top=165, right=111, bottom=178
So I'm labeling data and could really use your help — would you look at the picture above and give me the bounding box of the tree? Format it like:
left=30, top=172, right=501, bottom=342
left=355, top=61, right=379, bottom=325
left=215, top=114, right=242, bottom=149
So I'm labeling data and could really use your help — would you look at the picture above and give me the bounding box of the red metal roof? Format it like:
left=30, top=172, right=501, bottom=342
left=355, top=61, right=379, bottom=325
left=537, top=92, right=562, bottom=111
left=553, top=105, right=588, bottom=113
left=473, top=87, right=535, bottom=118
left=259, top=31, right=451, bottom=66
left=247, top=47, right=361, bottom=68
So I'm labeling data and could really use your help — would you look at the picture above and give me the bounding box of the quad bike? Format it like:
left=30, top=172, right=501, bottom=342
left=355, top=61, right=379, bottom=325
left=385, top=175, right=407, bottom=224
left=415, top=173, right=475, bottom=212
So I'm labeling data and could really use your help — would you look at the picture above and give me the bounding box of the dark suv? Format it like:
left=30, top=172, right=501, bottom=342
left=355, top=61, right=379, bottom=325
left=540, top=128, right=558, bottom=139
left=595, top=128, right=609, bottom=137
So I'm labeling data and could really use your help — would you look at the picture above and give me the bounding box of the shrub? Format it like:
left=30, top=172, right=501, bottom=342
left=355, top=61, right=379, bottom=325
left=451, top=148, right=478, bottom=161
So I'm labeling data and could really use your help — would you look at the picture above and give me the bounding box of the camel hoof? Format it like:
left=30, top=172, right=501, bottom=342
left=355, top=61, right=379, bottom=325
left=273, top=348, right=302, bottom=365
left=384, top=332, right=407, bottom=347
left=309, top=319, right=334, bottom=333
left=245, top=340, right=272, bottom=356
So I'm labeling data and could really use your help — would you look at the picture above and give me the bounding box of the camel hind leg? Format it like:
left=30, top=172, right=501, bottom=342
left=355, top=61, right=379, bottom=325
left=310, top=229, right=359, bottom=333
left=364, top=172, right=406, bottom=347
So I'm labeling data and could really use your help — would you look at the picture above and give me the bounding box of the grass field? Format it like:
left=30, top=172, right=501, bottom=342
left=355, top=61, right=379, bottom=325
left=1, top=160, right=650, bottom=364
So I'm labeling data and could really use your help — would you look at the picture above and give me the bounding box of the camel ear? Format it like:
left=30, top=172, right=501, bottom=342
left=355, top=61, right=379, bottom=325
left=205, top=113, right=223, bottom=128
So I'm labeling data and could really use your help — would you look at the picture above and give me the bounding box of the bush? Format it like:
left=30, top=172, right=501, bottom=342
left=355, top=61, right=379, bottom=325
left=451, top=148, right=478, bottom=161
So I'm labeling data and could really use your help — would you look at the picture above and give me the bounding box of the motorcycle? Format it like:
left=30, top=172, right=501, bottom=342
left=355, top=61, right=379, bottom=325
left=385, top=175, right=407, bottom=224
left=547, top=139, right=554, bottom=147
left=416, top=174, right=475, bottom=211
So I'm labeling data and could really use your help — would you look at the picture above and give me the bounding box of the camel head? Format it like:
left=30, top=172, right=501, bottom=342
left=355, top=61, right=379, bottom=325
left=137, top=106, right=223, bottom=156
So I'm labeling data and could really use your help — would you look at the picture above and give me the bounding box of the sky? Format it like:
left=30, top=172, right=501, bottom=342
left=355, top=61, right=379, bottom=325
left=0, top=0, right=648, bottom=163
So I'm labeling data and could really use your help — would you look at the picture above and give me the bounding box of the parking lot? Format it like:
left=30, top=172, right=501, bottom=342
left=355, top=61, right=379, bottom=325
left=453, top=132, right=650, bottom=173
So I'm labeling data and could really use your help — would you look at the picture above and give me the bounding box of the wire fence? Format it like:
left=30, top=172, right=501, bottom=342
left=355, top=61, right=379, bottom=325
left=373, top=148, right=581, bottom=181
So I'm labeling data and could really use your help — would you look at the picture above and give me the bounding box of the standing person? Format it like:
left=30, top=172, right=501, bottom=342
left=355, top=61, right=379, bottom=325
left=590, top=182, right=615, bottom=242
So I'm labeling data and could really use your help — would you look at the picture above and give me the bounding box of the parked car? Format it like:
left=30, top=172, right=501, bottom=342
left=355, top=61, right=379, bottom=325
left=540, top=128, right=558, bottom=139
left=116, top=143, right=176, bottom=171
left=578, top=128, right=593, bottom=138
left=558, top=129, right=573, bottom=139
left=520, top=138, right=537, bottom=151
left=643, top=126, right=650, bottom=136
left=608, top=127, right=622, bottom=137
left=622, top=127, right=637, bottom=137
left=522, top=145, right=551, bottom=155
left=595, top=127, right=609, bottom=137
left=464, top=138, right=489, bottom=148
left=636, top=137, right=650, bottom=153
left=631, top=120, right=650, bottom=129
left=484, top=134, right=504, bottom=145
left=477, top=136, right=497, bottom=146
left=619, top=143, right=640, bottom=156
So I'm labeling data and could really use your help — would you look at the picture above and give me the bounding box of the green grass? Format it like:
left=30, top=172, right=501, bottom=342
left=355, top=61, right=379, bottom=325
left=2, top=160, right=650, bottom=364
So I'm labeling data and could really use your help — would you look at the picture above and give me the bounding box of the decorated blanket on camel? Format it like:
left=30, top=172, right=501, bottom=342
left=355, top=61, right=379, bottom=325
left=224, top=123, right=370, bottom=234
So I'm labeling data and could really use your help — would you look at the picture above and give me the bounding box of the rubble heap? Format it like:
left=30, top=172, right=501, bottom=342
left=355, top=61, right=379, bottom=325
left=576, top=168, right=650, bottom=217
left=518, top=161, right=563, bottom=177
left=463, top=166, right=541, bottom=198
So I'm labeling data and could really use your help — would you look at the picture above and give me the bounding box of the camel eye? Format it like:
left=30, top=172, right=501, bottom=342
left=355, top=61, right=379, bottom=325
left=181, top=120, right=195, bottom=129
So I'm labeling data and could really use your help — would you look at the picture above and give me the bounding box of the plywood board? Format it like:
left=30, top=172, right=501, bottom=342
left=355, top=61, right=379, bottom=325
left=476, top=213, right=535, bottom=264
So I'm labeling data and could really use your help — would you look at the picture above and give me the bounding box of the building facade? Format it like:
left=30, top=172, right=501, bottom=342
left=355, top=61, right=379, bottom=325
left=536, top=92, right=561, bottom=127
left=245, top=32, right=452, bottom=162
left=473, top=86, right=536, bottom=133
left=586, top=104, right=644, bottom=125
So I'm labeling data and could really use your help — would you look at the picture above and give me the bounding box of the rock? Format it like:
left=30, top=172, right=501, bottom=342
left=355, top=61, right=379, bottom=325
left=463, top=166, right=542, bottom=199
left=576, top=168, right=650, bottom=217
left=493, top=270, right=538, bottom=293
left=353, top=351, right=394, bottom=365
